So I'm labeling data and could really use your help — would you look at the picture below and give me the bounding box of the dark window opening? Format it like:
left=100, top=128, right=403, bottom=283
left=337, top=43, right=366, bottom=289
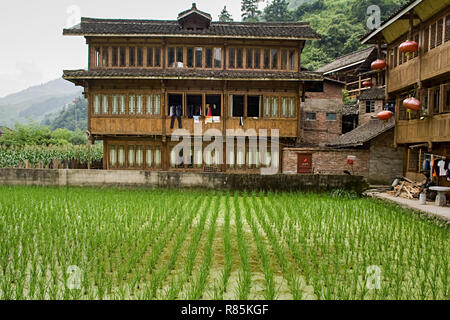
left=129, top=47, right=135, bottom=66
left=437, top=19, right=443, bottom=46
left=264, top=49, right=270, bottom=69
left=229, top=48, right=235, bottom=68
left=206, top=95, right=221, bottom=117
left=168, top=47, right=175, bottom=67
left=431, top=23, right=436, bottom=49
left=271, top=49, right=278, bottom=69
left=147, top=47, right=153, bottom=67
left=195, top=48, right=203, bottom=68
left=120, top=47, right=126, bottom=67
left=232, top=95, right=244, bottom=117
left=154, top=48, right=161, bottom=67
left=281, top=50, right=287, bottom=70
left=246, top=49, right=253, bottom=69
left=186, top=95, right=203, bottom=118
left=254, top=49, right=261, bottom=69
left=168, top=94, right=183, bottom=116
left=206, top=48, right=213, bottom=68
left=102, top=47, right=109, bottom=67
left=446, top=16, right=450, bottom=42
left=176, top=47, right=183, bottom=64
left=247, top=96, right=261, bottom=117
left=187, top=48, right=194, bottom=67
left=137, top=47, right=143, bottom=66
left=214, top=48, right=222, bottom=68
left=112, top=47, right=118, bottom=67
left=366, top=101, right=376, bottom=113
left=326, top=113, right=337, bottom=121
left=237, top=48, right=243, bottom=68
left=306, top=112, right=316, bottom=120
left=289, top=50, right=295, bottom=70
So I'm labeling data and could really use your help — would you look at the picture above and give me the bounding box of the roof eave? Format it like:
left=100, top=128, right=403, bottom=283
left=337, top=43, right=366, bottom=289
left=63, top=75, right=322, bottom=82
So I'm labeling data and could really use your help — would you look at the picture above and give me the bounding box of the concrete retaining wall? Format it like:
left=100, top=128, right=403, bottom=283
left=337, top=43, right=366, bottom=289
left=0, top=168, right=369, bottom=193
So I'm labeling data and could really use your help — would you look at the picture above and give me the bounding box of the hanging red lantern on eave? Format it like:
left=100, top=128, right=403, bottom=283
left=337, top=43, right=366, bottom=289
left=363, top=80, right=371, bottom=87
left=399, top=40, right=419, bottom=57
left=377, top=110, right=393, bottom=121
left=371, top=59, right=387, bottom=71
left=403, top=97, right=421, bottom=111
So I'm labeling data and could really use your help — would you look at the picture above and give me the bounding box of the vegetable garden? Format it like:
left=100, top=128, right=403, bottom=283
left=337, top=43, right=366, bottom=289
left=0, top=186, right=448, bottom=300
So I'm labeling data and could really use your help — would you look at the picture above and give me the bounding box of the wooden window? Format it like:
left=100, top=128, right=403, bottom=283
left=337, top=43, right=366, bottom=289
left=229, top=48, right=235, bottom=68
left=281, top=50, right=287, bottom=70
left=186, top=94, right=203, bottom=118
left=136, top=146, right=144, bottom=167
left=326, top=112, right=337, bottom=121
left=128, top=146, right=135, bottom=167
left=247, top=96, right=261, bottom=117
left=289, top=50, right=296, bottom=70
left=129, top=95, right=136, bottom=115
left=206, top=48, right=213, bottom=68
left=119, top=95, right=126, bottom=115
left=272, top=97, right=278, bottom=117
left=94, top=47, right=100, bottom=67
left=147, top=47, right=153, bottom=67
left=413, top=34, right=420, bottom=58
left=109, top=146, right=117, bottom=168
left=146, top=95, right=153, bottom=115
left=102, top=95, right=109, bottom=114
left=129, top=47, right=136, bottom=66
left=399, top=50, right=403, bottom=65
left=120, top=47, right=126, bottom=67
left=288, top=97, right=295, bottom=118
left=281, top=97, right=288, bottom=117
left=112, top=47, right=118, bottom=67
left=446, top=16, right=450, bottom=42
left=227, top=145, right=235, bottom=169
left=246, top=48, right=253, bottom=69
left=264, top=96, right=271, bottom=117
left=154, top=47, right=161, bottom=67
left=118, top=146, right=125, bottom=167
left=206, top=95, right=221, bottom=117
left=231, top=95, right=244, bottom=117
left=388, top=49, right=394, bottom=69
left=237, top=48, right=243, bottom=68
left=176, top=47, right=184, bottom=66
left=437, top=19, right=443, bottom=47
left=195, top=47, right=203, bottom=68
left=93, top=95, right=100, bottom=114
left=112, top=96, right=119, bottom=115
left=431, top=23, right=436, bottom=49
left=168, top=94, right=183, bottom=116
left=421, top=89, right=429, bottom=115
left=137, top=47, right=143, bottom=67
left=154, top=95, right=161, bottom=115
left=102, top=47, right=109, bottom=67
left=264, top=49, right=270, bottom=69
left=306, top=112, right=316, bottom=120
left=254, top=49, right=261, bottom=69
left=431, top=87, right=440, bottom=114
left=424, top=28, right=429, bottom=52
left=366, top=101, right=376, bottom=113
left=145, top=146, right=162, bottom=168
left=214, top=48, right=222, bottom=68
left=187, top=48, right=194, bottom=67
left=271, top=49, right=278, bottom=69
left=146, top=148, right=153, bottom=168
left=168, top=47, right=175, bottom=67
left=444, top=85, right=450, bottom=112
left=136, top=95, right=143, bottom=115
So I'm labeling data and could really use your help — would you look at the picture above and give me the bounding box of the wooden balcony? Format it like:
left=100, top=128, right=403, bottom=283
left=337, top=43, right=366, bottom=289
left=388, top=41, right=450, bottom=93
left=396, top=113, right=450, bottom=144
left=90, top=117, right=298, bottom=137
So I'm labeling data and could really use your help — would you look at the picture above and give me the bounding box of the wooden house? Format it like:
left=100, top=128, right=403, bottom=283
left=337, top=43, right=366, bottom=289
left=63, top=3, right=323, bottom=172
left=361, top=0, right=450, bottom=182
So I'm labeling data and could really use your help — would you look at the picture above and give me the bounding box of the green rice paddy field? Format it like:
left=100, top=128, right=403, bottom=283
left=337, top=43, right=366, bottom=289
left=0, top=186, right=448, bottom=300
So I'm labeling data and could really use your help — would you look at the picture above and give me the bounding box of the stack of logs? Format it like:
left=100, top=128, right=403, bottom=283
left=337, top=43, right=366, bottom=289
left=387, top=177, right=424, bottom=199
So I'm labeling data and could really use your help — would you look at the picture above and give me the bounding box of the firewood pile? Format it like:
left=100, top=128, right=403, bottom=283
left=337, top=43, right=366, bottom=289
left=387, top=177, right=424, bottom=199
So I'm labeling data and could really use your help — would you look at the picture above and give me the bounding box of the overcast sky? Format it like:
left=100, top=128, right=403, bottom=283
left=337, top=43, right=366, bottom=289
left=0, top=0, right=270, bottom=98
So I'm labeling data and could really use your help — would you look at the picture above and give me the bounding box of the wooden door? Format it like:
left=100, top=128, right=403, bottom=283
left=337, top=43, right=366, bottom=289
left=297, top=153, right=312, bottom=174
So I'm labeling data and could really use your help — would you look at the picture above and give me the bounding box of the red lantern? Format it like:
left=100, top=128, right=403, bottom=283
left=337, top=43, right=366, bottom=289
left=399, top=40, right=418, bottom=57
left=371, top=59, right=387, bottom=71
left=403, top=97, right=421, bottom=111
left=377, top=110, right=393, bottom=121
left=363, top=80, right=371, bottom=87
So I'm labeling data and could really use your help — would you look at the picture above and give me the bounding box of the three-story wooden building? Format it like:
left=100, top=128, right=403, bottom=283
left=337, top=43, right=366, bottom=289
left=63, top=4, right=322, bottom=172
left=362, top=0, right=450, bottom=180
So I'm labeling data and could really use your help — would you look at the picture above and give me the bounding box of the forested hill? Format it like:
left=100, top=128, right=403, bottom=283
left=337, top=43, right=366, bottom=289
left=282, top=0, right=410, bottom=70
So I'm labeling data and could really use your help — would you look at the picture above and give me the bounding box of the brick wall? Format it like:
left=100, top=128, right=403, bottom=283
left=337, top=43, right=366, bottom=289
left=359, top=99, right=384, bottom=126
left=283, top=148, right=370, bottom=177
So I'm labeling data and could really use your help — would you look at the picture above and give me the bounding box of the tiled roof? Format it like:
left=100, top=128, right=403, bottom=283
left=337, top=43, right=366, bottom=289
left=327, top=118, right=394, bottom=148
left=342, top=104, right=359, bottom=116
left=63, top=68, right=323, bottom=81
left=63, top=18, right=321, bottom=40
left=358, top=87, right=386, bottom=101
left=316, top=46, right=377, bottom=74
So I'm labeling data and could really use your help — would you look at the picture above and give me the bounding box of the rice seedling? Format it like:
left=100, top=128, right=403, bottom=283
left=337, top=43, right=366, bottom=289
left=0, top=186, right=447, bottom=300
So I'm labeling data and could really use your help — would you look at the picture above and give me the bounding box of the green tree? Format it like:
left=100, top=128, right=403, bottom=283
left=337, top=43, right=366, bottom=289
left=69, top=129, right=88, bottom=145
left=219, top=6, right=234, bottom=22
left=263, top=0, right=292, bottom=22
left=241, top=0, right=261, bottom=22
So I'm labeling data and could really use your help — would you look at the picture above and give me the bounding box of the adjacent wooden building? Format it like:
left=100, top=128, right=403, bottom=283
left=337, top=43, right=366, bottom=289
left=362, top=0, right=450, bottom=181
left=63, top=4, right=322, bottom=172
